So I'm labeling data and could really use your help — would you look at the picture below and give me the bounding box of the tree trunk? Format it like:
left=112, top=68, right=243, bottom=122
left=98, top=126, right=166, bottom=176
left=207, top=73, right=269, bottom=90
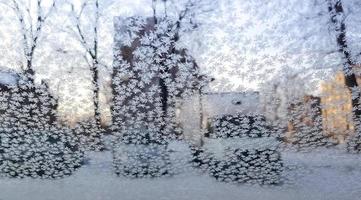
left=152, top=9, right=169, bottom=135
left=159, top=77, right=168, bottom=124
left=25, top=58, right=35, bottom=84
left=92, top=61, right=102, bottom=127
left=92, top=0, right=101, bottom=128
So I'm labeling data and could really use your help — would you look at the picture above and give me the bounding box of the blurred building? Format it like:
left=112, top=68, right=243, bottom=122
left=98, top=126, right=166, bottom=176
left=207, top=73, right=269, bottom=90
left=321, top=71, right=354, bottom=143
left=177, top=91, right=260, bottom=145
left=285, top=95, right=323, bottom=143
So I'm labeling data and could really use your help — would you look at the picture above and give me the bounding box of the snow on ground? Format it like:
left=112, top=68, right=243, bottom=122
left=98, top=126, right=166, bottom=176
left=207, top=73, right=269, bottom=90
left=1, top=147, right=361, bottom=200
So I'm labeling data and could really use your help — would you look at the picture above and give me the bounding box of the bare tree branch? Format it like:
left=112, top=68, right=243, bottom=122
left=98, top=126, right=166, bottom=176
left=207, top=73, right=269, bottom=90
left=9, top=0, right=56, bottom=75
left=31, top=0, right=56, bottom=58
left=93, top=0, right=99, bottom=63
left=70, top=2, right=95, bottom=59
left=69, top=0, right=102, bottom=127
left=11, top=0, right=29, bottom=62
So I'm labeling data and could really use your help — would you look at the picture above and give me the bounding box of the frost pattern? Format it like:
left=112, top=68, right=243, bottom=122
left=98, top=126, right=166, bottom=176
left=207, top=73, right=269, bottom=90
left=112, top=17, right=206, bottom=145
left=0, top=0, right=361, bottom=196
left=0, top=74, right=83, bottom=178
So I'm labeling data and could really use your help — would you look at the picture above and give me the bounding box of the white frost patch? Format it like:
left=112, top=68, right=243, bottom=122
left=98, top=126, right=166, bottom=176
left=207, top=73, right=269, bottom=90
left=0, top=71, right=18, bottom=86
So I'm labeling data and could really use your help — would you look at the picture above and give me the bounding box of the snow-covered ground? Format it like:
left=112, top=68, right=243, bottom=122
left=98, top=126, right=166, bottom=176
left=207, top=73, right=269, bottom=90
left=1, top=147, right=361, bottom=200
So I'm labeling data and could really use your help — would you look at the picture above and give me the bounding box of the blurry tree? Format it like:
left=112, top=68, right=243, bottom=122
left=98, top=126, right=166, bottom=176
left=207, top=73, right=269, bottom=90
left=0, top=0, right=56, bottom=83
left=327, top=0, right=361, bottom=126
left=68, top=0, right=103, bottom=127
